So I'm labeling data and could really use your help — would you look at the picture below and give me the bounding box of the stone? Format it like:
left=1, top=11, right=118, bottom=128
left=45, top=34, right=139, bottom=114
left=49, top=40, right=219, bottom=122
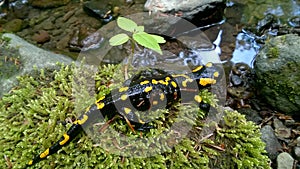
left=261, top=125, right=282, bottom=160
left=0, top=33, right=73, bottom=97
left=28, top=0, right=70, bottom=8
left=297, top=137, right=300, bottom=147
left=32, top=30, right=50, bottom=44
left=277, top=152, right=294, bottom=169
left=144, top=0, right=225, bottom=20
left=237, top=108, right=262, bottom=124
left=294, top=147, right=300, bottom=160
left=254, top=34, right=300, bottom=115
left=3, top=19, right=23, bottom=32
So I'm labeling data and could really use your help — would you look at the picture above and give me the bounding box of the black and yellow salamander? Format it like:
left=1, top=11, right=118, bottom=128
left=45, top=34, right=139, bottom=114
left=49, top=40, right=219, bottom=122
left=27, top=62, right=222, bottom=167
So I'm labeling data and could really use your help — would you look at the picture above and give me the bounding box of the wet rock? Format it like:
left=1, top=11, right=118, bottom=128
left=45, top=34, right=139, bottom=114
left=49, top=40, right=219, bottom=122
left=230, top=74, right=243, bottom=86
left=237, top=108, right=262, bottom=124
left=288, top=16, right=300, bottom=28
left=68, top=25, right=97, bottom=52
left=261, top=125, right=282, bottom=160
left=0, top=33, right=72, bottom=97
left=32, top=30, right=50, bottom=43
left=81, top=31, right=105, bottom=51
left=254, top=34, right=300, bottom=115
left=28, top=0, right=70, bottom=8
left=277, top=152, right=294, bottom=169
left=144, top=0, right=225, bottom=21
left=83, top=0, right=120, bottom=23
left=3, top=19, right=23, bottom=32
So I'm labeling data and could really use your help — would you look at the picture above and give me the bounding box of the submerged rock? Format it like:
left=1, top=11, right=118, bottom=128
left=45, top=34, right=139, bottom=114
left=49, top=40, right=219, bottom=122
left=254, top=34, right=300, bottom=115
left=28, top=0, right=70, bottom=8
left=144, top=0, right=225, bottom=21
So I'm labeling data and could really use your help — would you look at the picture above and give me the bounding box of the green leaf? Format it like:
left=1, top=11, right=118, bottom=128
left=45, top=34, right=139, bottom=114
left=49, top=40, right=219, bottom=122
left=117, top=17, right=137, bottom=32
left=150, top=34, right=166, bottom=43
left=109, top=33, right=129, bottom=46
left=133, top=32, right=163, bottom=55
left=135, top=26, right=144, bottom=32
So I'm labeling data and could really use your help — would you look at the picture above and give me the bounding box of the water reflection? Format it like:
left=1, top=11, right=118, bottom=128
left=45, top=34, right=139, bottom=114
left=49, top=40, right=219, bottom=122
left=231, top=32, right=261, bottom=68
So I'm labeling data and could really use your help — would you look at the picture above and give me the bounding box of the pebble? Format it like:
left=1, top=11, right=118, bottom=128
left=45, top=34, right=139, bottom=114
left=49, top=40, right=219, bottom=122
left=261, top=125, right=282, bottom=160
left=294, top=147, right=300, bottom=160
left=277, top=152, right=294, bottom=169
left=32, top=30, right=50, bottom=44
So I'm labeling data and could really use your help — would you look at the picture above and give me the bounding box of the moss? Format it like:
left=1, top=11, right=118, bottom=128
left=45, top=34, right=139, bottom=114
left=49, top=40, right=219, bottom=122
left=215, top=110, right=271, bottom=169
left=0, top=63, right=269, bottom=168
left=266, top=47, right=279, bottom=58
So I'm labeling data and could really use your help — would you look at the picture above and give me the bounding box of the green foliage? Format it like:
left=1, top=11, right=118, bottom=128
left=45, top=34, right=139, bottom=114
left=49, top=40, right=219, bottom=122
left=0, top=63, right=270, bottom=168
left=109, top=17, right=166, bottom=55
left=216, top=110, right=271, bottom=169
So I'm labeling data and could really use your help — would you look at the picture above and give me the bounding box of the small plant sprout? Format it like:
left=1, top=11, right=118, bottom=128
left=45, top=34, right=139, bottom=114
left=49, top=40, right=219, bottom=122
left=109, top=17, right=166, bottom=55
left=109, top=16, right=166, bottom=79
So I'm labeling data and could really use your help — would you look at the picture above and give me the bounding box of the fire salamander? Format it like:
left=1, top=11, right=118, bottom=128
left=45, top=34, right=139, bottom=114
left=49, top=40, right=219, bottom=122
left=27, top=62, right=222, bottom=167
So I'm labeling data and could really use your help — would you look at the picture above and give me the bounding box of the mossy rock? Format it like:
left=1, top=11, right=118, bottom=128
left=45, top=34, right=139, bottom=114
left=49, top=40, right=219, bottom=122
left=2, top=19, right=24, bottom=33
left=0, top=63, right=270, bottom=168
left=254, top=34, right=300, bottom=114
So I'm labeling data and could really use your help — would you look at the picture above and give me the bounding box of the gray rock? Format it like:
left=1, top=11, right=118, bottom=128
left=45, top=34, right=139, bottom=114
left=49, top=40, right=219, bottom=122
left=261, top=125, right=282, bottom=160
left=238, top=108, right=262, bottom=125
left=0, top=33, right=73, bottom=97
left=294, top=147, right=300, bottom=160
left=144, top=0, right=225, bottom=20
left=277, top=152, right=294, bottom=169
left=254, top=34, right=300, bottom=115
left=297, top=137, right=300, bottom=147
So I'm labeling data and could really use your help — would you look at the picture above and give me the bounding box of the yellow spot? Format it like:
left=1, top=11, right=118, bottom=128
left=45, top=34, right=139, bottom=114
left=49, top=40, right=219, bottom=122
left=28, top=160, right=33, bottom=165
left=124, top=107, right=131, bottom=114
left=153, top=100, right=158, bottom=105
left=139, top=119, right=145, bottom=124
left=182, top=80, right=188, bottom=87
left=172, top=74, right=190, bottom=79
left=199, top=78, right=216, bottom=86
left=152, top=79, right=158, bottom=84
left=171, top=81, right=177, bottom=88
left=144, top=86, right=153, bottom=92
left=40, top=148, right=49, bottom=159
left=96, top=96, right=105, bottom=103
left=192, top=66, right=203, bottom=72
left=165, top=77, right=171, bottom=81
left=206, top=62, right=213, bottom=67
left=96, top=102, right=105, bottom=109
left=140, top=80, right=149, bottom=85
left=160, top=93, right=165, bottom=101
left=119, top=86, right=129, bottom=92
left=194, top=95, right=202, bottom=103
left=121, top=94, right=128, bottom=100
left=213, top=71, right=219, bottom=78
left=159, top=80, right=167, bottom=85
left=59, top=133, right=70, bottom=145
left=74, top=115, right=88, bottom=125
